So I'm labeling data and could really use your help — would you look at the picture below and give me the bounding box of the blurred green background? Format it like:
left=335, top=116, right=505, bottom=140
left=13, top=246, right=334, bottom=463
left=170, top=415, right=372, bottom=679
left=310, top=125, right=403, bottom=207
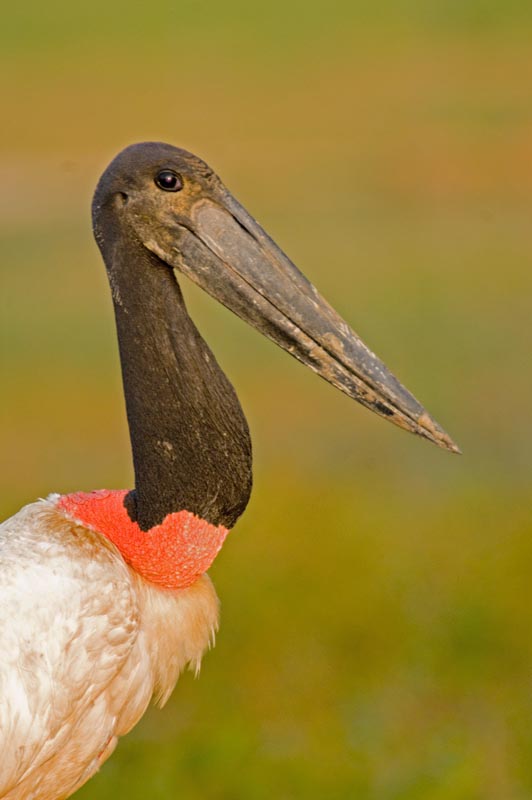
left=1, top=2, right=532, bottom=798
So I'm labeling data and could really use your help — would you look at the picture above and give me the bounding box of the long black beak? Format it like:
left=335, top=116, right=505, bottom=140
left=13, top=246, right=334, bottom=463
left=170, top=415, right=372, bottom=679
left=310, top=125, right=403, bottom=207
left=155, top=190, right=459, bottom=453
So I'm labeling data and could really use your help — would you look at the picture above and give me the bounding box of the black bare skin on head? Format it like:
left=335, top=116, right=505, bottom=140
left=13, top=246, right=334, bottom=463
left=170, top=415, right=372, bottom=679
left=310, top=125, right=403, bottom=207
left=92, top=143, right=252, bottom=531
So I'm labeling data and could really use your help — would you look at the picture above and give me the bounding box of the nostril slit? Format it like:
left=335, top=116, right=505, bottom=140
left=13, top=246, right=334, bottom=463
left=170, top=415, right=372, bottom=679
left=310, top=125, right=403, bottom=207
left=114, top=192, right=129, bottom=207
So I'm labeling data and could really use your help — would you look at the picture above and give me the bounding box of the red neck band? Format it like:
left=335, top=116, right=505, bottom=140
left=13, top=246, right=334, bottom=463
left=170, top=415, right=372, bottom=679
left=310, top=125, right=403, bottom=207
left=57, top=489, right=230, bottom=590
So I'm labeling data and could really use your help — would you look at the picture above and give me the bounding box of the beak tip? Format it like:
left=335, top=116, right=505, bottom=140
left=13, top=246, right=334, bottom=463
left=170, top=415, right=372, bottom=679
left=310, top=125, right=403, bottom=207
left=442, top=437, right=462, bottom=455
left=417, top=412, right=461, bottom=455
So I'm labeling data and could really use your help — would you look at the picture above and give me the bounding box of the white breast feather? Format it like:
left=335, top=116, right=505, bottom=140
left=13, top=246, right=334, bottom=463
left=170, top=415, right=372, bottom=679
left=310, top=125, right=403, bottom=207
left=0, top=497, right=219, bottom=800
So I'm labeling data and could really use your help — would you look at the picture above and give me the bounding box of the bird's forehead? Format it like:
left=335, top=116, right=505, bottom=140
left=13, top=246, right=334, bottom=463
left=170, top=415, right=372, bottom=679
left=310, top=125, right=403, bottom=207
left=108, top=142, right=215, bottom=183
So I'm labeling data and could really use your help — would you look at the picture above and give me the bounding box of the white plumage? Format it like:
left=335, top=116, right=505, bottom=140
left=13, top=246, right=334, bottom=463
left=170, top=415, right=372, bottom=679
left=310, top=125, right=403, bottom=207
left=0, top=497, right=219, bottom=800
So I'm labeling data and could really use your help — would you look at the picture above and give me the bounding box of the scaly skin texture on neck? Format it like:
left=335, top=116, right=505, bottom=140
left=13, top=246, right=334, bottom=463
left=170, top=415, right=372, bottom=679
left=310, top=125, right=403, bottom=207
left=58, top=490, right=229, bottom=589
left=93, top=199, right=253, bottom=532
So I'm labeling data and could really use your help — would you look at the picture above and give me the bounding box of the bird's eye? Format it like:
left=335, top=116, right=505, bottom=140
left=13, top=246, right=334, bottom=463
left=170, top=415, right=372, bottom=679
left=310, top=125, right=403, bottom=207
left=155, top=170, right=183, bottom=192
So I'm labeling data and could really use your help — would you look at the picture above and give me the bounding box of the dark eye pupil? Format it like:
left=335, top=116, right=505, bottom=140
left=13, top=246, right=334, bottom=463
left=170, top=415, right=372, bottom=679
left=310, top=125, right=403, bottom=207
left=155, top=170, right=182, bottom=192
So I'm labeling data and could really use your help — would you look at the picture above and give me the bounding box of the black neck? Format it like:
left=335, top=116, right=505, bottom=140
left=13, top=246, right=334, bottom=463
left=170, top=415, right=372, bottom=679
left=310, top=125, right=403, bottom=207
left=96, top=218, right=252, bottom=531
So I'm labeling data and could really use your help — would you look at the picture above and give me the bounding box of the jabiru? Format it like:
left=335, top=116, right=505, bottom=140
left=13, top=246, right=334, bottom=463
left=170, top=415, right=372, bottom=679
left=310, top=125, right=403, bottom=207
left=0, top=142, right=458, bottom=800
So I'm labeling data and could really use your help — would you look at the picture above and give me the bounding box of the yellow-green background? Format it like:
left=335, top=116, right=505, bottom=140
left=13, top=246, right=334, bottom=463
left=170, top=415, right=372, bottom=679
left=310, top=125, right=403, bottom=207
left=1, top=2, right=531, bottom=798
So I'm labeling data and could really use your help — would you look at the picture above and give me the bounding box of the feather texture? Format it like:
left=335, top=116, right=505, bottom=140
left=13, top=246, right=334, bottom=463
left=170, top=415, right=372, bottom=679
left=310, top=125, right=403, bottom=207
left=0, top=497, right=219, bottom=800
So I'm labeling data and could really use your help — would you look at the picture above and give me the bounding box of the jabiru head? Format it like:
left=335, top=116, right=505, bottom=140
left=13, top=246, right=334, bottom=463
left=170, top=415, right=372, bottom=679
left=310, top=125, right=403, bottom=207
left=92, top=142, right=458, bottom=533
